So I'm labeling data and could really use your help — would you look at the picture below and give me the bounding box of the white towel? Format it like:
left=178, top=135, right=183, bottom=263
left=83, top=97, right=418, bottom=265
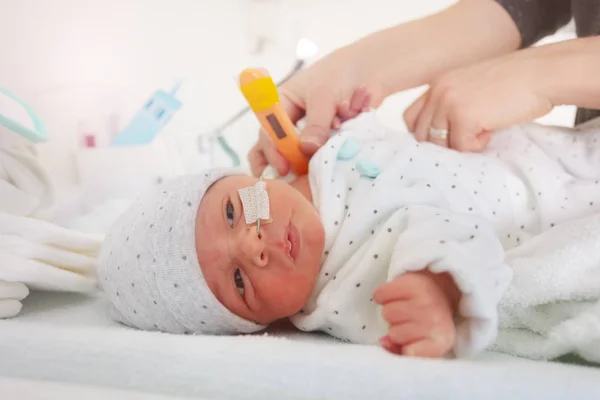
left=0, top=212, right=101, bottom=292
left=493, top=212, right=600, bottom=362
left=0, top=129, right=102, bottom=319
left=0, top=280, right=28, bottom=319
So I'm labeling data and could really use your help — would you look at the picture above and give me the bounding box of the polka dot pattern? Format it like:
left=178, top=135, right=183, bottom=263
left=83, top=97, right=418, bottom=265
left=290, top=112, right=600, bottom=351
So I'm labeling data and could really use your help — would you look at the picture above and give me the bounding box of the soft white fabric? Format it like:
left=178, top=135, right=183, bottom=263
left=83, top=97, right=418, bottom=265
left=0, top=212, right=101, bottom=293
left=96, top=168, right=265, bottom=335
left=1, top=291, right=599, bottom=400
left=0, top=128, right=101, bottom=319
left=0, top=377, right=190, bottom=400
left=0, top=280, right=28, bottom=319
left=494, top=212, right=600, bottom=362
left=291, top=111, right=600, bottom=358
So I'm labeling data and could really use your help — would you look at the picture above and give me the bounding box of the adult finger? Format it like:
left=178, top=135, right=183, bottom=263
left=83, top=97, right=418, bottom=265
left=403, top=91, right=429, bottom=133
left=279, top=87, right=306, bottom=125
left=428, top=107, right=450, bottom=148
left=248, top=134, right=290, bottom=177
left=446, top=109, right=483, bottom=152
left=260, top=132, right=290, bottom=176
left=299, top=89, right=337, bottom=156
left=476, top=130, right=493, bottom=151
left=414, top=92, right=437, bottom=143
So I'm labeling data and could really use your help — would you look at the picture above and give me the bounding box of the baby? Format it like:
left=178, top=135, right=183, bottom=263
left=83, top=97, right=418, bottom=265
left=97, top=111, right=600, bottom=359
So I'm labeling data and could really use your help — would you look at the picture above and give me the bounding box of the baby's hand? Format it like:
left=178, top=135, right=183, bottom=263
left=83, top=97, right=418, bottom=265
left=373, top=270, right=459, bottom=358
left=331, top=86, right=372, bottom=129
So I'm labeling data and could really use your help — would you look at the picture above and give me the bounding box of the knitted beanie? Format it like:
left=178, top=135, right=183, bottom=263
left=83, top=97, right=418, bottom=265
left=96, top=168, right=266, bottom=334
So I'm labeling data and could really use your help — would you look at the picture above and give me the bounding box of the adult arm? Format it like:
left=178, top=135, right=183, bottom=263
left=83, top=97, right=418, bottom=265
left=248, top=0, right=522, bottom=176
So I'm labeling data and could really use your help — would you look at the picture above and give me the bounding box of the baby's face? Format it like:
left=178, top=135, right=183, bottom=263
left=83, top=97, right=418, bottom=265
left=196, top=175, right=325, bottom=325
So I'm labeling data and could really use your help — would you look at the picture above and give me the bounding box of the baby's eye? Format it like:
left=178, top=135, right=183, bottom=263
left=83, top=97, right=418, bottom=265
left=234, top=268, right=245, bottom=296
left=226, top=201, right=235, bottom=227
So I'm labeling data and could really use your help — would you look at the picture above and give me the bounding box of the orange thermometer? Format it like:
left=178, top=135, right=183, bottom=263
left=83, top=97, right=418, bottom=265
left=239, top=68, right=309, bottom=176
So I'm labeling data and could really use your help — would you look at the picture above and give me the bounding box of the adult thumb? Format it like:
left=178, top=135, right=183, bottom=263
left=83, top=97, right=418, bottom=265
left=299, top=92, right=336, bottom=156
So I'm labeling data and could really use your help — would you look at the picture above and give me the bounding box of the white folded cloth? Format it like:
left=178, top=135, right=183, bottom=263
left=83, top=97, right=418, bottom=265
left=0, top=280, right=28, bottom=319
left=0, top=128, right=102, bottom=319
left=493, top=212, right=600, bottom=362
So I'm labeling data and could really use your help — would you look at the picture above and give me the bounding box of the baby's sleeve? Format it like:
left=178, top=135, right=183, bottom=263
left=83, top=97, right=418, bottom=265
left=386, top=205, right=512, bottom=358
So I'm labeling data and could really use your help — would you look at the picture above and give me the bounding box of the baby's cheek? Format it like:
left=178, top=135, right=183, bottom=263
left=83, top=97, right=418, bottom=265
left=302, top=216, right=325, bottom=260
left=260, top=271, right=312, bottom=315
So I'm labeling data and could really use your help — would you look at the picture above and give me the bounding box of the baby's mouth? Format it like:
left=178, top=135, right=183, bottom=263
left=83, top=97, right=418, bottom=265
left=286, top=233, right=293, bottom=256
left=286, top=223, right=300, bottom=261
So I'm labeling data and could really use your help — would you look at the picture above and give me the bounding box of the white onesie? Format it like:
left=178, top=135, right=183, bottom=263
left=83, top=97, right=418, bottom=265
left=289, top=111, right=600, bottom=357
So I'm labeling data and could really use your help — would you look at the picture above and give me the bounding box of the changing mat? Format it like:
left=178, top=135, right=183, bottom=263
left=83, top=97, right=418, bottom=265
left=1, top=290, right=600, bottom=399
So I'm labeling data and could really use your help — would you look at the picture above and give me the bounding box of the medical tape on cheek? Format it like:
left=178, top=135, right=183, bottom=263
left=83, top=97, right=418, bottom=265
left=237, top=180, right=272, bottom=228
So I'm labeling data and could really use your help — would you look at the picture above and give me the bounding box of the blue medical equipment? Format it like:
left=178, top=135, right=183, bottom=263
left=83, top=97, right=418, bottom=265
left=112, top=81, right=182, bottom=146
left=0, top=88, right=48, bottom=143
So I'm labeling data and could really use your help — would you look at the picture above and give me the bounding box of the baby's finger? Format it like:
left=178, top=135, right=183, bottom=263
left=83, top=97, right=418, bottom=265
left=336, top=101, right=353, bottom=121
left=388, top=322, right=427, bottom=348
left=332, top=115, right=342, bottom=130
left=402, top=337, right=447, bottom=358
left=360, top=92, right=372, bottom=112
left=373, top=278, right=419, bottom=305
left=350, top=86, right=369, bottom=112
left=403, top=91, right=429, bottom=133
left=381, top=301, right=421, bottom=325
left=378, top=335, right=403, bottom=355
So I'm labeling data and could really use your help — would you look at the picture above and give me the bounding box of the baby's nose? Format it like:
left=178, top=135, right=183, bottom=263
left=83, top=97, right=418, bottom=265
left=236, top=228, right=268, bottom=268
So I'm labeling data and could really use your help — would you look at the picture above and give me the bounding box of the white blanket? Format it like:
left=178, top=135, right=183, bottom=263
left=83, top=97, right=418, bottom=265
left=0, top=291, right=599, bottom=400
left=0, top=128, right=102, bottom=319
left=494, top=212, right=600, bottom=362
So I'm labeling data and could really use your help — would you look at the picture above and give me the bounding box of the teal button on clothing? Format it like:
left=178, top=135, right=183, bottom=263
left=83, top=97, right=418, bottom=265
left=337, top=138, right=361, bottom=160
left=356, top=160, right=381, bottom=179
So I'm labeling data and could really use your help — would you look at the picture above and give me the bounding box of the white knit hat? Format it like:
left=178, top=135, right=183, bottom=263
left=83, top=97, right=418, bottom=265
left=96, top=168, right=266, bottom=335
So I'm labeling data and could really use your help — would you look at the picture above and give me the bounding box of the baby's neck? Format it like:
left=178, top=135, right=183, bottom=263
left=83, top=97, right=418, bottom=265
left=289, top=175, right=313, bottom=203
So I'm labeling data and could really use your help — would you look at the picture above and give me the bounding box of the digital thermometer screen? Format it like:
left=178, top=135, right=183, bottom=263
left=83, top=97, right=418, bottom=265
left=266, top=113, right=287, bottom=139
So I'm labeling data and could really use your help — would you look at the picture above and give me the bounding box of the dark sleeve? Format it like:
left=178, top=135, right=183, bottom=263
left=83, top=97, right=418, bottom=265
left=495, top=0, right=572, bottom=48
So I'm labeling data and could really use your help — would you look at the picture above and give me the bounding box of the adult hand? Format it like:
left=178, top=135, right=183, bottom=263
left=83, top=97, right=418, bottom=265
left=403, top=52, right=554, bottom=152
left=247, top=46, right=383, bottom=177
